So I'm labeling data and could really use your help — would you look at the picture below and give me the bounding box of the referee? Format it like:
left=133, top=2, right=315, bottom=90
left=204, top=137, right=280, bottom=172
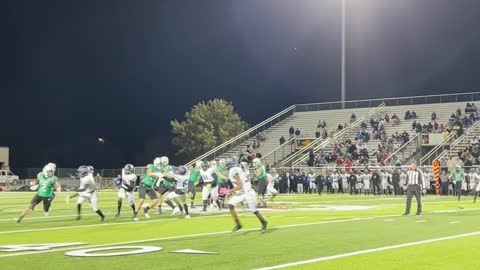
left=403, top=162, right=423, bottom=216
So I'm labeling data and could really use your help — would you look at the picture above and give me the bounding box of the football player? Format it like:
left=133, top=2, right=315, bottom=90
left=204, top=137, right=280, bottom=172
left=75, top=165, right=105, bottom=221
left=253, top=158, right=268, bottom=207
left=215, top=159, right=230, bottom=210
left=115, top=164, right=137, bottom=217
left=133, top=158, right=163, bottom=221
left=266, top=168, right=279, bottom=201
left=155, top=156, right=182, bottom=214
left=17, top=163, right=61, bottom=223
left=200, top=161, right=218, bottom=212
left=164, top=166, right=191, bottom=219
left=226, top=160, right=268, bottom=233
left=188, top=161, right=202, bottom=208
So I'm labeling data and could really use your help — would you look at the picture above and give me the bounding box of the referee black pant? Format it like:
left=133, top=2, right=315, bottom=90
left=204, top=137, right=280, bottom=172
left=404, top=184, right=422, bottom=215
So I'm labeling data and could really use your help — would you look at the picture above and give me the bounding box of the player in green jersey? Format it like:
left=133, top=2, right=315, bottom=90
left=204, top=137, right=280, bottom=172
left=452, top=165, right=464, bottom=201
left=253, top=158, right=268, bottom=208
left=133, top=157, right=163, bottom=221
left=188, top=161, right=202, bottom=208
left=17, top=163, right=61, bottom=223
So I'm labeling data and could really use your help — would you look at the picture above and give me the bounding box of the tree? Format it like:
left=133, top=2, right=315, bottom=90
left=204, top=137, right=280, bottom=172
left=171, top=99, right=248, bottom=159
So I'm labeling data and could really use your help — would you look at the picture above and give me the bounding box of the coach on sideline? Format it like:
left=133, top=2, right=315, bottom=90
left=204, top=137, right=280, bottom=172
left=403, top=161, right=423, bottom=216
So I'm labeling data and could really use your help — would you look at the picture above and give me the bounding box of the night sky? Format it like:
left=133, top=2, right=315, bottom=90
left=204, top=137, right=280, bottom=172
left=2, top=0, right=480, bottom=168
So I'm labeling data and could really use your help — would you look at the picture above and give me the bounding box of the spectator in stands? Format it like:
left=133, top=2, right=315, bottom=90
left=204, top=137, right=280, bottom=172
left=294, top=128, right=301, bottom=138
left=350, top=113, right=357, bottom=123
left=385, top=114, right=390, bottom=124
left=315, top=130, right=321, bottom=139
left=279, top=136, right=286, bottom=145
left=431, top=112, right=437, bottom=121
left=289, top=126, right=295, bottom=138
left=361, top=121, right=368, bottom=129
left=317, top=120, right=326, bottom=128
left=338, top=123, right=344, bottom=131
left=307, top=150, right=315, bottom=167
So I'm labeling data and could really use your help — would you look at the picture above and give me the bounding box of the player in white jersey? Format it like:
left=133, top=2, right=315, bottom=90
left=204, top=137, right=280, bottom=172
left=340, top=172, right=349, bottom=194
left=308, top=171, right=316, bottom=193
left=400, top=170, right=407, bottom=195
left=164, top=166, right=191, bottom=218
left=115, top=164, right=137, bottom=217
left=468, top=171, right=476, bottom=193
left=356, top=172, right=365, bottom=194
left=381, top=171, right=389, bottom=195
left=364, top=171, right=371, bottom=195
left=226, top=161, right=268, bottom=233
left=266, top=168, right=279, bottom=200
left=331, top=171, right=339, bottom=193
left=473, top=169, right=480, bottom=202
left=200, top=161, right=219, bottom=212
left=75, top=165, right=105, bottom=221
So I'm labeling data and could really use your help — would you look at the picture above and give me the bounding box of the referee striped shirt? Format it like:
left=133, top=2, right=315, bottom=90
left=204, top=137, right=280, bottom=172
left=407, top=170, right=423, bottom=186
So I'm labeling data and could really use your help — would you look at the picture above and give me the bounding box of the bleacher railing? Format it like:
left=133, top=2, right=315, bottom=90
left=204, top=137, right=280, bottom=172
left=185, top=91, right=480, bottom=167
left=185, top=105, right=296, bottom=166
left=384, top=133, right=421, bottom=165
left=262, top=137, right=296, bottom=167
left=294, top=91, right=480, bottom=112
left=419, top=132, right=456, bottom=165
left=436, top=121, right=480, bottom=161
left=288, top=104, right=385, bottom=167
left=420, top=120, right=480, bottom=165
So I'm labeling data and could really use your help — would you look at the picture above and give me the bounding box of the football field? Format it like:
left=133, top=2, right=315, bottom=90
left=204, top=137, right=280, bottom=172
left=1, top=192, right=479, bottom=270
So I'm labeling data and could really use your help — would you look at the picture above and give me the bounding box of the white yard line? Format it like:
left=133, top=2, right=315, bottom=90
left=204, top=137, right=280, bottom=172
left=0, top=214, right=402, bottom=258
left=253, top=231, right=480, bottom=270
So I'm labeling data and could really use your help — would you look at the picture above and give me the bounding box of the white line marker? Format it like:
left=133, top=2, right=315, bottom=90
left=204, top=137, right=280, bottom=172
left=384, top=219, right=395, bottom=222
left=253, top=231, right=480, bottom=270
left=0, top=214, right=402, bottom=258
left=416, top=220, right=427, bottom=223
left=449, top=221, right=461, bottom=224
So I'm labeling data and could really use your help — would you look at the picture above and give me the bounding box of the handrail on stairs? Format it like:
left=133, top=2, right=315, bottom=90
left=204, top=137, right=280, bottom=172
left=289, top=104, right=385, bottom=167
left=185, top=105, right=295, bottom=166
left=383, top=133, right=421, bottom=164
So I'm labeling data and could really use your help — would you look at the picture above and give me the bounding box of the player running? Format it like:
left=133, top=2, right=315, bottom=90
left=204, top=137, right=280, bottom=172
left=75, top=165, right=106, bottom=221
left=266, top=168, right=279, bottom=202
left=115, top=164, right=137, bottom=217
left=133, top=158, right=163, bottom=221
left=226, top=160, right=268, bottom=233
left=17, top=163, right=61, bottom=223
left=164, top=166, right=191, bottom=219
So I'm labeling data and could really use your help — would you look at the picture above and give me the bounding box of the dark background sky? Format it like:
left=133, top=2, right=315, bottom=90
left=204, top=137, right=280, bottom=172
left=2, top=0, right=480, bottom=168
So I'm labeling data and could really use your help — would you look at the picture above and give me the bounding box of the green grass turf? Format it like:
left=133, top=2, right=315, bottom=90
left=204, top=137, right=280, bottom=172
left=0, top=192, right=479, bottom=270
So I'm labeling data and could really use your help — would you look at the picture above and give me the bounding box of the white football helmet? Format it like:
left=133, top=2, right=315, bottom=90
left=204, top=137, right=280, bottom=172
left=159, top=156, right=169, bottom=166
left=218, top=158, right=227, bottom=168
left=210, top=160, right=217, bottom=167
left=252, top=158, right=261, bottom=167
left=153, top=157, right=162, bottom=169
left=87, top=165, right=94, bottom=175
left=43, top=164, right=55, bottom=177
left=47, top=163, right=57, bottom=172
left=195, top=160, right=203, bottom=169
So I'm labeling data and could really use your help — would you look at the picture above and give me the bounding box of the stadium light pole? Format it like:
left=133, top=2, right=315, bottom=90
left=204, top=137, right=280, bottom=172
left=341, top=0, right=346, bottom=109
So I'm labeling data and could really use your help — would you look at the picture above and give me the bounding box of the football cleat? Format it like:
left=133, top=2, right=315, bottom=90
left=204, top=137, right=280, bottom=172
left=232, top=224, right=242, bottom=232
left=261, top=221, right=268, bottom=233
left=172, top=207, right=180, bottom=216
left=185, top=215, right=191, bottom=219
